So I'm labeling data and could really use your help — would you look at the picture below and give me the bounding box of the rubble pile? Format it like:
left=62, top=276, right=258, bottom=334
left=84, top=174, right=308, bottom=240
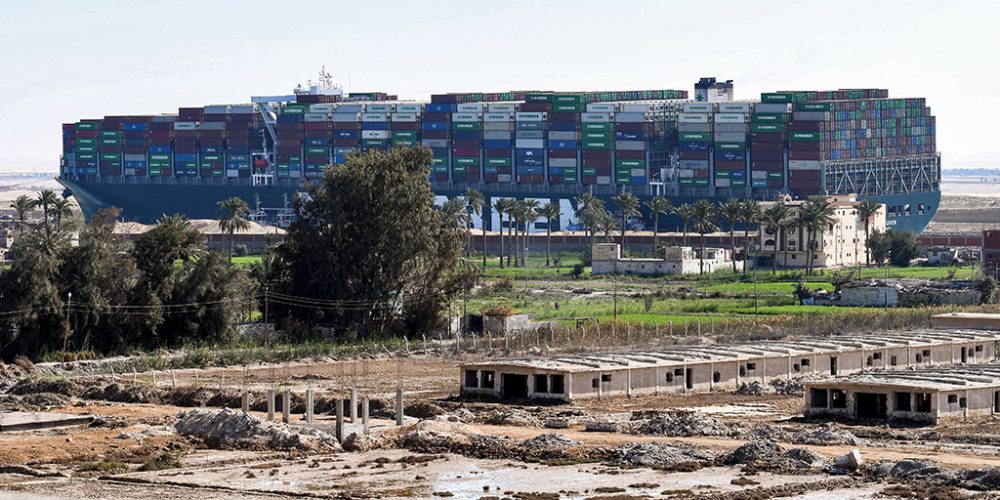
left=791, top=425, right=861, bottom=446
left=631, top=411, right=738, bottom=437
left=400, top=419, right=513, bottom=458
left=724, top=440, right=828, bottom=472
left=734, top=381, right=765, bottom=396
left=519, top=433, right=580, bottom=451
left=482, top=408, right=540, bottom=427
left=612, top=442, right=715, bottom=469
left=174, top=408, right=340, bottom=452
left=770, top=378, right=805, bottom=396
left=404, top=401, right=445, bottom=419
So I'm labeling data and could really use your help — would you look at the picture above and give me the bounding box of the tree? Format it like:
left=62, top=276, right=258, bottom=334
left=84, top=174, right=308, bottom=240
left=277, top=147, right=465, bottom=338
left=866, top=230, right=891, bottom=267
left=738, top=199, right=761, bottom=275
left=9, top=195, right=36, bottom=229
left=50, top=198, right=74, bottom=232
left=574, top=192, right=603, bottom=250
left=719, top=198, right=743, bottom=273
left=595, top=209, right=618, bottom=243
left=888, top=230, right=920, bottom=267
left=35, top=189, right=58, bottom=229
left=493, top=198, right=513, bottom=268
left=504, top=199, right=518, bottom=267
left=691, top=199, right=718, bottom=275
left=464, top=188, right=485, bottom=267
left=509, top=200, right=525, bottom=267
left=217, top=196, right=251, bottom=259
left=675, top=203, right=696, bottom=246
left=610, top=191, right=640, bottom=249
left=761, top=203, right=791, bottom=274
left=801, top=197, right=837, bottom=276
left=521, top=200, right=540, bottom=267
left=540, top=202, right=561, bottom=267
left=440, top=197, right=469, bottom=230
left=855, top=199, right=882, bottom=267
left=0, top=232, right=65, bottom=359
left=644, top=196, right=672, bottom=256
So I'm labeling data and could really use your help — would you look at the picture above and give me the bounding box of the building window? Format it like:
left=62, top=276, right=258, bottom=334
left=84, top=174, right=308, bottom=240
left=665, top=373, right=674, bottom=382
left=960, top=397, right=967, bottom=408
left=550, top=375, right=564, bottom=394
left=894, top=392, right=911, bottom=412
left=746, top=363, right=757, bottom=372
left=873, top=352, right=882, bottom=360
left=482, top=371, right=495, bottom=389
left=674, top=368, right=684, bottom=376
left=915, top=393, right=932, bottom=412
left=915, top=353, right=923, bottom=363
left=866, top=356, right=874, bottom=367
left=831, top=389, right=847, bottom=409
left=976, top=345, right=984, bottom=353
left=793, top=363, right=800, bottom=372
left=592, top=378, right=599, bottom=389
left=464, top=370, right=479, bottom=388
left=713, top=372, right=721, bottom=383
left=801, top=359, right=811, bottom=367
left=601, top=374, right=611, bottom=383
left=534, top=374, right=548, bottom=393
left=947, top=394, right=958, bottom=404
left=922, top=349, right=931, bottom=358
left=890, top=356, right=898, bottom=366
left=810, top=388, right=828, bottom=408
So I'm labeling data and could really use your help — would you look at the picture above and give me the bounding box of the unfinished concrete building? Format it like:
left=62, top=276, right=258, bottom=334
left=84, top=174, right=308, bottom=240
left=804, top=365, right=1000, bottom=424
left=460, top=330, right=1000, bottom=402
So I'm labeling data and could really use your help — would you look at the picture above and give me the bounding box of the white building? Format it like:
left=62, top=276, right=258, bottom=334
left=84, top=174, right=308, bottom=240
left=592, top=243, right=740, bottom=276
left=758, top=194, right=885, bottom=269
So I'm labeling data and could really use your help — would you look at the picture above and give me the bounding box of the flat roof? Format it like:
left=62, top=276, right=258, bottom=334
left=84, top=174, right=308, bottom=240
left=462, top=330, right=999, bottom=374
left=807, top=364, right=1000, bottom=392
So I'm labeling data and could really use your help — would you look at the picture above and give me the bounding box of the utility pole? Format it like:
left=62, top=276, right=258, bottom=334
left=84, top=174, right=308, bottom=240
left=613, top=260, right=618, bottom=322
left=264, top=286, right=270, bottom=347
left=63, top=292, right=72, bottom=353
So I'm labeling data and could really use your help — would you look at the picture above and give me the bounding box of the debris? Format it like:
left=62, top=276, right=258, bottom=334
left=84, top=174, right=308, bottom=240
left=341, top=432, right=391, bottom=452
left=782, top=448, right=828, bottom=468
left=769, top=378, right=805, bottom=396
left=723, top=440, right=783, bottom=465
left=519, top=433, right=579, bottom=450
left=742, top=424, right=789, bottom=442
left=734, top=381, right=764, bottom=396
left=404, top=401, right=445, bottom=419
left=960, top=468, right=1000, bottom=491
left=174, top=408, right=340, bottom=452
left=447, top=408, right=475, bottom=423
left=888, top=459, right=951, bottom=482
left=400, top=419, right=485, bottom=451
left=543, top=418, right=571, bottom=429
left=790, top=425, right=861, bottom=446
left=630, top=411, right=737, bottom=437
left=482, top=408, right=540, bottom=427
left=9, top=378, right=81, bottom=397
left=611, top=442, right=715, bottom=468
left=584, top=420, right=622, bottom=433
left=19, top=392, right=69, bottom=409
left=832, top=449, right=863, bottom=472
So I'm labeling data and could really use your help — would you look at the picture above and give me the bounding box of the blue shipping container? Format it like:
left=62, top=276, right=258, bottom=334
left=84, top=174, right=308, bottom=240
left=425, top=103, right=455, bottom=113
left=123, top=123, right=148, bottom=131
left=482, top=140, right=512, bottom=149
left=547, top=122, right=578, bottom=132
left=549, top=140, right=578, bottom=150
left=421, top=121, right=448, bottom=131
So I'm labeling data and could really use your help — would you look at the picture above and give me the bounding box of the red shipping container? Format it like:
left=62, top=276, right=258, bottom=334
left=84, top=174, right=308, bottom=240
left=715, top=160, right=744, bottom=169
left=484, top=174, right=499, bottom=183
left=304, top=122, right=332, bottom=130
left=583, top=158, right=611, bottom=168
left=332, top=122, right=361, bottom=130
left=752, top=150, right=783, bottom=161
left=789, top=150, right=821, bottom=160
left=548, top=150, right=575, bottom=158
left=751, top=161, right=783, bottom=171
left=483, top=148, right=510, bottom=157
left=582, top=149, right=611, bottom=159
left=548, top=175, right=564, bottom=184
left=301, top=130, right=327, bottom=139
left=788, top=122, right=823, bottom=132
left=422, top=112, right=450, bottom=121
left=581, top=175, right=597, bottom=185
left=465, top=173, right=479, bottom=182
left=76, top=130, right=99, bottom=138
left=451, top=148, right=478, bottom=157
left=304, top=155, right=328, bottom=163
left=391, top=122, right=418, bottom=130
left=751, top=132, right=786, bottom=143
left=174, top=131, right=199, bottom=139
left=124, top=146, right=145, bottom=154
left=751, top=142, right=783, bottom=152
left=518, top=103, right=551, bottom=112
left=149, top=122, right=172, bottom=131
left=434, top=173, right=449, bottom=182
left=333, top=139, right=359, bottom=147
left=679, top=151, right=709, bottom=160
left=767, top=179, right=785, bottom=188
left=452, top=140, right=480, bottom=149
left=547, top=112, right=580, bottom=123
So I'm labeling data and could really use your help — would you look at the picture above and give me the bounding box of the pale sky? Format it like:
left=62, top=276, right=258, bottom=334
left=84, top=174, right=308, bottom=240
left=1, top=0, right=996, bottom=171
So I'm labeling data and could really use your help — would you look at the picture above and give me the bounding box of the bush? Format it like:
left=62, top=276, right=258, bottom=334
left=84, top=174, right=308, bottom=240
left=492, top=277, right=514, bottom=292
left=570, top=263, right=586, bottom=280
left=139, top=453, right=181, bottom=471
left=484, top=305, right=515, bottom=318
left=232, top=244, right=249, bottom=257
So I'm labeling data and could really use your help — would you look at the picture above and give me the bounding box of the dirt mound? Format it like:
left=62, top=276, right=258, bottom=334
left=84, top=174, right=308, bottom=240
left=631, top=411, right=737, bottom=437
left=790, top=425, right=861, bottom=446
left=888, top=459, right=954, bottom=482
left=960, top=468, right=1000, bottom=491
left=19, top=392, right=69, bottom=409
left=88, top=383, right=162, bottom=404
left=482, top=408, right=540, bottom=427
left=724, top=440, right=783, bottom=465
left=782, top=448, right=828, bottom=468
left=404, top=401, right=445, bottom=419
left=400, top=419, right=485, bottom=451
left=770, top=378, right=804, bottom=396
left=743, top=424, right=789, bottom=442
left=165, top=387, right=215, bottom=407
left=612, top=442, right=715, bottom=469
left=734, top=381, right=765, bottom=396
left=9, top=378, right=82, bottom=397
left=174, top=408, right=340, bottom=452
left=519, top=433, right=579, bottom=450
left=341, top=432, right=393, bottom=453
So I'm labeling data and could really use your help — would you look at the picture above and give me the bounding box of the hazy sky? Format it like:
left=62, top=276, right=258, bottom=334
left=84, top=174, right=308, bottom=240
left=1, top=0, right=996, bottom=170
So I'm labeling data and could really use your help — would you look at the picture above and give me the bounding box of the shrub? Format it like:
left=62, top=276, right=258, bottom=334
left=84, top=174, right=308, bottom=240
left=232, top=244, right=249, bottom=257
left=570, top=263, right=586, bottom=280
left=140, top=453, right=181, bottom=471
left=492, top=277, right=515, bottom=292
left=484, top=305, right=515, bottom=318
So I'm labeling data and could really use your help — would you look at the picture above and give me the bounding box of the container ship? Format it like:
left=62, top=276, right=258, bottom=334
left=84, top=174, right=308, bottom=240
left=58, top=72, right=940, bottom=234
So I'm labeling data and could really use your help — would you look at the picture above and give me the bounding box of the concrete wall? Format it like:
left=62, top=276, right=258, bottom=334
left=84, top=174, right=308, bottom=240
left=804, top=384, right=940, bottom=423
left=838, top=287, right=899, bottom=307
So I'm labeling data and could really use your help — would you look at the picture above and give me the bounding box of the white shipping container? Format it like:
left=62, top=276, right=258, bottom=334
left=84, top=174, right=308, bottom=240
left=678, top=122, right=711, bottom=132
left=331, top=113, right=359, bottom=122
left=714, top=132, right=747, bottom=142
left=309, top=104, right=336, bottom=113
left=200, top=122, right=226, bottom=130
left=515, top=131, right=543, bottom=139
left=678, top=169, right=695, bottom=178
left=630, top=168, right=645, bottom=177
left=586, top=103, right=616, bottom=113
left=515, top=139, right=544, bottom=149
left=714, top=123, right=748, bottom=133
left=289, top=170, right=302, bottom=178
left=714, top=113, right=746, bottom=123
left=483, top=122, right=513, bottom=131
left=337, top=105, right=364, bottom=113
left=715, top=179, right=731, bottom=187
left=751, top=171, right=768, bottom=180
left=549, top=158, right=578, bottom=168
left=391, top=113, right=418, bottom=122
left=227, top=169, right=240, bottom=178
left=792, top=111, right=829, bottom=121
left=619, top=103, right=654, bottom=113
left=754, top=103, right=791, bottom=113
left=515, top=112, right=545, bottom=121
left=581, top=112, right=611, bottom=123
left=497, top=174, right=512, bottom=183
left=457, top=103, right=484, bottom=113
left=304, top=113, right=328, bottom=122
left=204, top=105, right=230, bottom=114
left=483, top=131, right=511, bottom=140
left=680, top=160, right=709, bottom=169
left=719, top=103, right=751, bottom=113
left=597, top=176, right=612, bottom=185
left=230, top=105, right=254, bottom=114
left=789, top=160, right=823, bottom=170
left=362, top=130, right=389, bottom=139
left=614, top=112, right=646, bottom=123
left=483, top=112, right=512, bottom=122
left=360, top=113, right=387, bottom=122
left=422, top=139, right=448, bottom=148
left=548, top=131, right=579, bottom=141
left=396, top=104, right=422, bottom=113
left=683, top=103, right=713, bottom=113
left=615, top=140, right=646, bottom=150
left=452, top=112, right=479, bottom=122
left=124, top=154, right=145, bottom=161
left=173, top=122, right=197, bottom=130
left=488, top=103, right=517, bottom=112
left=679, top=113, right=709, bottom=124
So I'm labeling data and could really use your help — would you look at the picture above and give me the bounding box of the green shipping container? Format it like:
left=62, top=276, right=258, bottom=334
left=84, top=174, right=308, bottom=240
left=75, top=122, right=99, bottom=131
left=616, top=159, right=646, bottom=169
left=751, top=123, right=786, bottom=133
left=149, top=154, right=170, bottom=161
left=582, top=140, right=611, bottom=149
left=553, top=104, right=583, bottom=113
left=731, top=180, right=747, bottom=187
left=485, top=157, right=511, bottom=167
left=361, top=139, right=386, bottom=147
left=715, top=142, right=745, bottom=151
left=452, top=122, right=481, bottom=131
left=305, top=147, right=329, bottom=155
left=788, top=131, right=821, bottom=141
left=767, top=171, right=784, bottom=179
left=451, top=166, right=467, bottom=173
left=76, top=146, right=96, bottom=153
left=714, top=170, right=730, bottom=178
left=751, top=113, right=788, bottom=124
left=100, top=138, right=121, bottom=145
left=693, top=178, right=710, bottom=186
left=392, top=139, right=417, bottom=148
left=391, top=131, right=418, bottom=139
left=454, top=157, right=479, bottom=166
left=201, top=154, right=221, bottom=161
left=680, top=132, right=711, bottom=141
left=76, top=138, right=97, bottom=145
left=581, top=131, right=611, bottom=140
left=582, top=168, right=597, bottom=176
left=798, top=102, right=834, bottom=111
left=760, top=93, right=792, bottom=103
left=432, top=157, right=447, bottom=165
left=679, top=178, right=694, bottom=186
left=100, top=153, right=121, bottom=161
left=582, top=123, right=612, bottom=132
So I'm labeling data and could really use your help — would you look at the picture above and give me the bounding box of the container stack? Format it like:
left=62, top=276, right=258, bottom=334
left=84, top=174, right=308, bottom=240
left=362, top=103, right=392, bottom=154
left=301, top=103, right=332, bottom=178
left=483, top=103, right=516, bottom=184
left=615, top=101, right=656, bottom=187
left=676, top=103, right=713, bottom=190
left=751, top=94, right=792, bottom=192
left=97, top=117, right=125, bottom=177
left=332, top=102, right=363, bottom=168
left=580, top=103, right=613, bottom=186
left=712, top=102, right=750, bottom=192
left=452, top=103, right=483, bottom=183
left=148, top=116, right=174, bottom=177
left=515, top=98, right=547, bottom=184
left=787, top=100, right=826, bottom=196
left=200, top=106, right=226, bottom=178
left=71, top=121, right=99, bottom=175
left=547, top=94, right=584, bottom=185
left=422, top=101, right=453, bottom=182
left=390, top=103, right=421, bottom=155
left=275, top=103, right=306, bottom=179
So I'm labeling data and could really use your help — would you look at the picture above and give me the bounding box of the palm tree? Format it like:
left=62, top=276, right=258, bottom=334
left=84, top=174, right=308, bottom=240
left=505, top=200, right=519, bottom=267
left=596, top=210, right=618, bottom=243
left=10, top=195, right=36, bottom=229
left=50, top=198, right=74, bottom=232
left=690, top=199, right=718, bottom=275
left=719, top=198, right=743, bottom=273
left=521, top=200, right=540, bottom=267
left=761, top=203, right=791, bottom=274
left=801, top=197, right=837, bottom=276
left=610, top=191, right=641, bottom=249
left=574, top=192, right=603, bottom=250
left=675, top=203, right=697, bottom=246
left=644, top=196, right=672, bottom=257
left=217, top=196, right=252, bottom=259
left=855, top=199, right=881, bottom=267
left=440, top=197, right=468, bottom=228
left=36, top=189, right=58, bottom=229
left=492, top=198, right=511, bottom=268
left=464, top=188, right=485, bottom=263
left=539, top=202, right=561, bottom=267
left=738, top=199, right=761, bottom=275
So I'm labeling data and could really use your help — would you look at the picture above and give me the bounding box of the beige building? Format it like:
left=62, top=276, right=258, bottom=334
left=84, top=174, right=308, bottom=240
left=758, top=194, right=885, bottom=269
left=591, top=243, right=740, bottom=277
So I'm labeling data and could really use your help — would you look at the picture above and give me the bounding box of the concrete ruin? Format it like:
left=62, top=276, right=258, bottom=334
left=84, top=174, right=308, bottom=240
left=816, top=279, right=981, bottom=307
left=804, top=365, right=1000, bottom=424
left=591, top=243, right=741, bottom=277
left=460, top=330, right=1000, bottom=402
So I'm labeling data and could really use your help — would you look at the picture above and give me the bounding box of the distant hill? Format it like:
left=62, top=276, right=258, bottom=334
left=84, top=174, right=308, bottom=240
left=943, top=168, right=1000, bottom=177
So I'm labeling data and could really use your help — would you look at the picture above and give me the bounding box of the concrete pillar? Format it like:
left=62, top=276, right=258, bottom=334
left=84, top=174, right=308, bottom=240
left=305, top=389, right=314, bottom=424
left=735, top=360, right=740, bottom=388
left=350, top=388, right=358, bottom=423
left=362, top=397, right=370, bottom=435
left=395, top=388, right=404, bottom=426
left=335, top=399, right=344, bottom=442
left=282, top=390, right=290, bottom=424
left=241, top=390, right=249, bottom=413
left=267, top=389, right=275, bottom=421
